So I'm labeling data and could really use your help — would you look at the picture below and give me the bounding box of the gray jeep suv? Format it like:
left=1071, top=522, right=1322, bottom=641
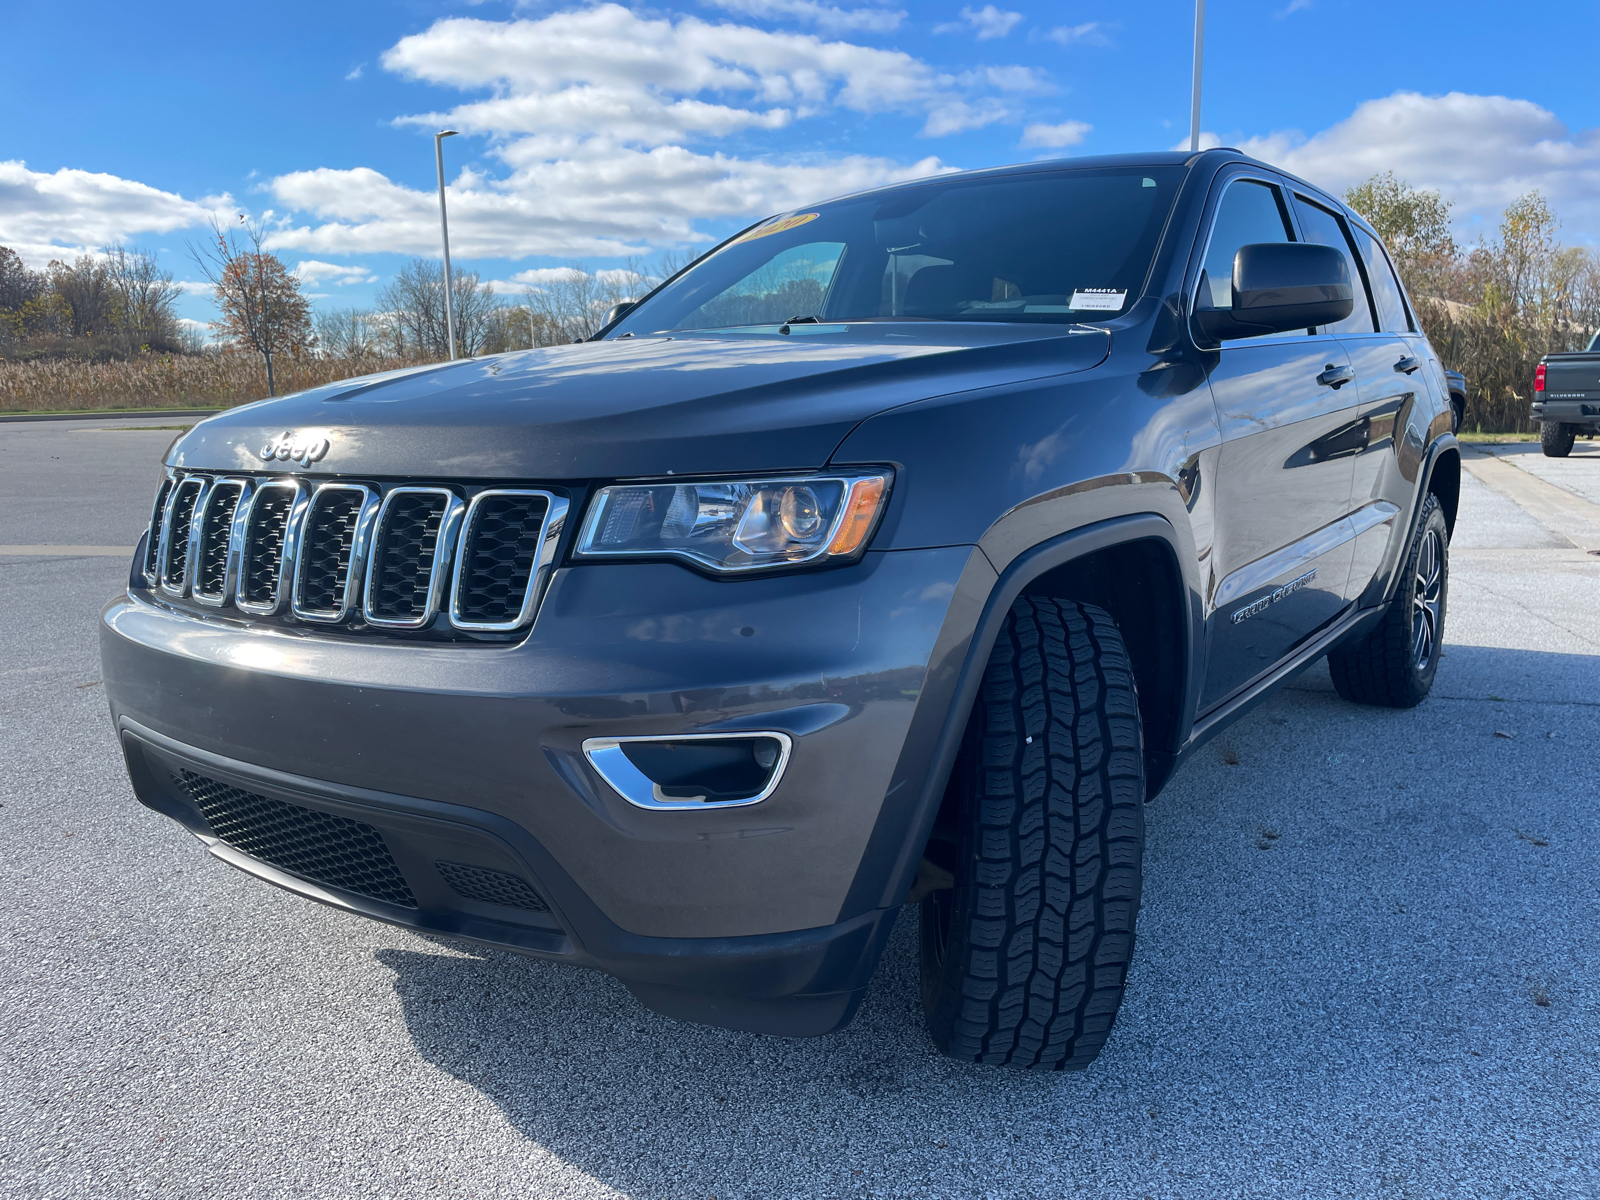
left=101, top=149, right=1460, bottom=1071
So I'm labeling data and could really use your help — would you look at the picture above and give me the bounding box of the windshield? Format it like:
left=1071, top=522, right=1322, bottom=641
left=609, top=166, right=1185, bottom=336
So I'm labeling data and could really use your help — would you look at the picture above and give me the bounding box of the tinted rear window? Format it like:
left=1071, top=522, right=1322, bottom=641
left=610, top=167, right=1185, bottom=333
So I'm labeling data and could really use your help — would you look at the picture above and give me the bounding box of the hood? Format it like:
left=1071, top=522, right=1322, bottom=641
left=169, top=323, right=1109, bottom=480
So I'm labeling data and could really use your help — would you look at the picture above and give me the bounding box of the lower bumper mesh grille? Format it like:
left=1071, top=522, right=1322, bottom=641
left=435, top=861, right=549, bottom=912
left=175, top=769, right=418, bottom=908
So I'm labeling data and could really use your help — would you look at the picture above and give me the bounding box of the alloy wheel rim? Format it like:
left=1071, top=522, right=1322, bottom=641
left=1411, top=528, right=1443, bottom=671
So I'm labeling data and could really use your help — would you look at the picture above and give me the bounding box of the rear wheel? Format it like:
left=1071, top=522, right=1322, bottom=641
left=919, top=597, right=1145, bottom=1071
left=1542, top=421, right=1576, bottom=457
left=1328, top=493, right=1448, bottom=708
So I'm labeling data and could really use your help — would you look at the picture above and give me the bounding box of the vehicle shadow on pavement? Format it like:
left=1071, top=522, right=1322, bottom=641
left=374, top=642, right=1600, bottom=1199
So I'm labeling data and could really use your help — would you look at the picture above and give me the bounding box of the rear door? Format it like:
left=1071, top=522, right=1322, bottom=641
left=1291, top=192, right=1409, bottom=604
left=1345, top=223, right=1438, bottom=604
left=1199, top=173, right=1361, bottom=710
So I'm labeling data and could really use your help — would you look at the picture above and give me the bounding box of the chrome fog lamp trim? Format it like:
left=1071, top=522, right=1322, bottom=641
left=449, top=489, right=571, bottom=632
left=581, top=732, right=794, bottom=811
left=292, top=483, right=380, bottom=624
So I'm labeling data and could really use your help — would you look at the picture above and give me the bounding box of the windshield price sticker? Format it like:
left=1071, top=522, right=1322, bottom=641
left=1070, top=289, right=1126, bottom=310
left=1070, top=289, right=1126, bottom=311
left=733, top=213, right=821, bottom=244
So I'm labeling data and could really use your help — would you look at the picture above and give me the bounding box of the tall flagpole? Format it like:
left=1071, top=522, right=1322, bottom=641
left=434, top=129, right=460, bottom=360
left=1189, top=0, right=1205, bottom=152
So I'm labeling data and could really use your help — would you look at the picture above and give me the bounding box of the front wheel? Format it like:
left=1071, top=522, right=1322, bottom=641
left=1542, top=421, right=1576, bottom=457
left=1328, top=493, right=1448, bottom=708
left=919, top=597, right=1145, bottom=1071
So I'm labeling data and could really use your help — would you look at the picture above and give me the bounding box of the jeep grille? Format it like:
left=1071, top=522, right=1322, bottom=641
left=141, top=471, right=568, bottom=639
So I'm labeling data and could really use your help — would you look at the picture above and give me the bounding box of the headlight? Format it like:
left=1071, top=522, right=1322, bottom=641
left=575, top=472, right=891, bottom=573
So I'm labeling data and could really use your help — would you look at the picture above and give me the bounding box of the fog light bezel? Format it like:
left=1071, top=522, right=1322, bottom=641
left=580, top=731, right=794, bottom=811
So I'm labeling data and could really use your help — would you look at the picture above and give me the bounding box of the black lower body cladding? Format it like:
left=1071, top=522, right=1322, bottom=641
left=100, top=547, right=984, bottom=1035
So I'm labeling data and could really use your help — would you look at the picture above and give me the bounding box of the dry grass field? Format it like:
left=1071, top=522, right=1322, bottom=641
left=0, top=352, right=427, bottom=414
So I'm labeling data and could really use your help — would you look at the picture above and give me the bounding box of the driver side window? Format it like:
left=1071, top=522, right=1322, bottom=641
left=1200, top=180, right=1294, bottom=313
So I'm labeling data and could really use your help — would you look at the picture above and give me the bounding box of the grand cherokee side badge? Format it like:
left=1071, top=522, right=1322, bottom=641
left=1231, top=568, right=1317, bottom=625
left=260, top=431, right=330, bottom=466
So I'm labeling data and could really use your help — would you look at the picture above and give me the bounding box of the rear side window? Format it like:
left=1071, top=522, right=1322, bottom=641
left=1351, top=227, right=1413, bottom=333
left=1292, top=195, right=1375, bottom=334
left=1200, top=179, right=1293, bottom=311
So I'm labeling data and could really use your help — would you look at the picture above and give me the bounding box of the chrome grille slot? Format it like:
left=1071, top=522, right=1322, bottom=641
left=237, top=481, right=302, bottom=615
left=451, top=490, right=567, bottom=631
left=363, top=487, right=461, bottom=629
left=293, top=484, right=375, bottom=623
left=159, top=477, right=207, bottom=596
left=192, top=479, right=248, bottom=605
left=143, top=477, right=174, bottom=584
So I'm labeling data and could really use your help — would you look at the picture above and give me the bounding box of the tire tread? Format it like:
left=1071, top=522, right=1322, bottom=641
left=923, top=597, right=1144, bottom=1071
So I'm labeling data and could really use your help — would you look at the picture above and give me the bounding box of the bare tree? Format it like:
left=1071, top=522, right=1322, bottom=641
left=521, top=261, right=655, bottom=344
left=189, top=218, right=312, bottom=395
left=313, top=307, right=381, bottom=360
left=102, top=244, right=182, bottom=355
left=376, top=258, right=503, bottom=358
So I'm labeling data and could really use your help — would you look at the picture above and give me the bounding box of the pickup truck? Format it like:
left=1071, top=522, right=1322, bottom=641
left=1533, top=333, right=1600, bottom=455
left=101, top=149, right=1460, bottom=1071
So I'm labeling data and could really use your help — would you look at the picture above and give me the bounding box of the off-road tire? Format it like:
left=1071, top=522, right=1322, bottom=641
left=1327, top=493, right=1448, bottom=708
left=919, top=597, right=1145, bottom=1071
left=1541, top=421, right=1576, bottom=457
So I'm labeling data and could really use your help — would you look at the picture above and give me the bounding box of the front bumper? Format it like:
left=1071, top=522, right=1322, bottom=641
left=101, top=547, right=983, bottom=1034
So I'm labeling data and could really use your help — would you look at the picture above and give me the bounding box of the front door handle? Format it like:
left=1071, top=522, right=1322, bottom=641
left=1317, top=363, right=1355, bottom=389
left=1394, top=355, right=1422, bottom=375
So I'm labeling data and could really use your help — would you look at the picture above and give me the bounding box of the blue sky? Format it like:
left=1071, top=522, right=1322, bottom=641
left=3, top=0, right=1597, bottom=326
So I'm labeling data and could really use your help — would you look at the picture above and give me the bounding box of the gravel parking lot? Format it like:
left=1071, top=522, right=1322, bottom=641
left=3, top=418, right=1597, bottom=1199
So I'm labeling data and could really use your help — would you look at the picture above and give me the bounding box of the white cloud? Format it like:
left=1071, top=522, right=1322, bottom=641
left=0, top=160, right=232, bottom=267
left=934, top=5, right=1023, bottom=40
left=345, top=63, right=364, bottom=81
left=1021, top=120, right=1091, bottom=149
left=702, top=0, right=904, bottom=33
left=1215, top=92, right=1600, bottom=236
left=259, top=5, right=1030, bottom=259
left=1045, top=21, right=1108, bottom=46
left=267, top=148, right=954, bottom=259
left=381, top=6, right=1027, bottom=143
left=1275, top=0, right=1312, bottom=15
left=293, top=259, right=377, bottom=285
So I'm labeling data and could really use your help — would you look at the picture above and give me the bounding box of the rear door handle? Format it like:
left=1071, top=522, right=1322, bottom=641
left=1394, top=355, right=1421, bottom=375
left=1317, top=364, right=1355, bottom=389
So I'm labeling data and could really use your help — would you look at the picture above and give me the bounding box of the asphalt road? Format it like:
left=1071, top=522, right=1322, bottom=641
left=3, top=418, right=1598, bottom=1199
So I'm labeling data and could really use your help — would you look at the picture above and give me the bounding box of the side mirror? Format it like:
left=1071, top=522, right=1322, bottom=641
left=601, top=300, right=636, bottom=328
left=1195, top=242, right=1353, bottom=342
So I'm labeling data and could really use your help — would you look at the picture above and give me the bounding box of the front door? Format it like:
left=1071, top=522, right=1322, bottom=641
left=1199, top=176, right=1363, bottom=709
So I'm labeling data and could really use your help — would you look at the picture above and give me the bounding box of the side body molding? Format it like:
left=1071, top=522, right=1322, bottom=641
left=836, top=513, right=1204, bottom=923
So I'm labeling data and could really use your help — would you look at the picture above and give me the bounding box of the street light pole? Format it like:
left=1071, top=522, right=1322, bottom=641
left=1189, top=0, right=1205, bottom=153
left=434, top=129, right=460, bottom=360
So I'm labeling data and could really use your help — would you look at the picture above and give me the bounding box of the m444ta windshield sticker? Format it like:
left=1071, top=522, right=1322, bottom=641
left=1070, top=289, right=1127, bottom=311
left=733, top=213, right=821, bottom=244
